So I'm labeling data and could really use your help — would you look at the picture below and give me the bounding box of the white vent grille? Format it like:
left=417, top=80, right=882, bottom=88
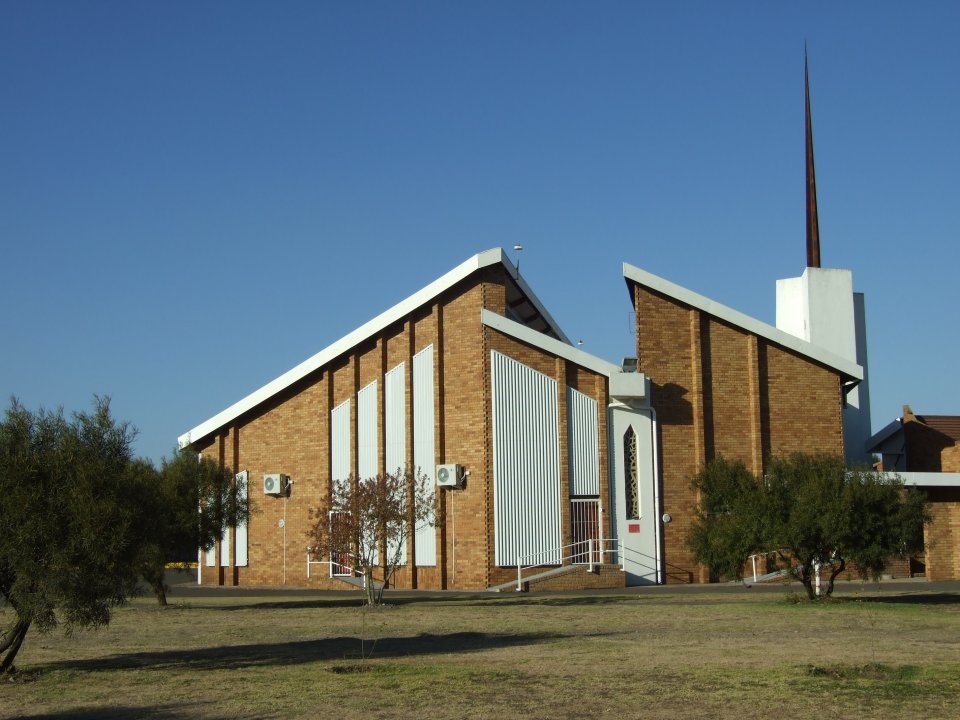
left=567, top=387, right=599, bottom=496
left=413, top=345, right=437, bottom=566
left=491, top=351, right=561, bottom=566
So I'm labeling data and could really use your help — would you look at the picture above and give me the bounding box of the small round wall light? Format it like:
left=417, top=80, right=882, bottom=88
left=662, top=513, right=672, bottom=524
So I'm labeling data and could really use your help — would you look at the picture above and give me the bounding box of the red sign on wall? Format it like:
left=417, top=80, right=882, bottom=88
left=628, top=523, right=640, bottom=533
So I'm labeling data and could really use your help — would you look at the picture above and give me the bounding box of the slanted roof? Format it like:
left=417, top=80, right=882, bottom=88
left=867, top=418, right=903, bottom=452
left=180, top=248, right=569, bottom=449
left=622, top=262, right=863, bottom=384
left=915, top=415, right=960, bottom=442
left=868, top=412, right=960, bottom=453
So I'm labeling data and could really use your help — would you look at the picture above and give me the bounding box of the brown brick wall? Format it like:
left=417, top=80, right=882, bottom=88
left=633, top=286, right=700, bottom=583
left=437, top=281, right=489, bottom=590
left=191, top=270, right=511, bottom=590
left=945, top=445, right=960, bottom=473
left=632, top=283, right=846, bottom=584
left=925, top=487, right=960, bottom=581
left=528, top=564, right=625, bottom=591
left=704, top=317, right=760, bottom=463
left=196, top=374, right=330, bottom=588
left=764, top=345, right=843, bottom=456
left=904, top=421, right=959, bottom=472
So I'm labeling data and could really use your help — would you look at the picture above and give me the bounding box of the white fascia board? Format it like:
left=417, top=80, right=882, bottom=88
left=886, top=471, right=960, bottom=488
left=179, top=248, right=567, bottom=449
left=622, top=263, right=863, bottom=382
left=481, top=309, right=622, bottom=378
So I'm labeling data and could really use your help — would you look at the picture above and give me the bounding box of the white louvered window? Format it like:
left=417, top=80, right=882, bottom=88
left=413, top=345, right=437, bottom=566
left=357, top=381, right=377, bottom=481
left=385, top=363, right=406, bottom=565
left=491, top=351, right=562, bottom=566
left=331, top=399, right=351, bottom=491
left=567, top=387, right=599, bottom=496
left=235, top=470, right=248, bottom=566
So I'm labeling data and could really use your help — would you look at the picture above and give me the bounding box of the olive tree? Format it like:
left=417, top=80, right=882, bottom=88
left=688, top=456, right=765, bottom=582
left=0, top=398, right=146, bottom=672
left=135, top=449, right=248, bottom=606
left=688, top=453, right=929, bottom=599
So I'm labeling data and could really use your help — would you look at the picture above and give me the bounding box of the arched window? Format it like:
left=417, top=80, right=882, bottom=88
left=624, top=426, right=639, bottom=519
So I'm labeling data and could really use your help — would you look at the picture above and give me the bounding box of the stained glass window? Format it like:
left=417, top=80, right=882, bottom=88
left=624, top=426, right=639, bottom=519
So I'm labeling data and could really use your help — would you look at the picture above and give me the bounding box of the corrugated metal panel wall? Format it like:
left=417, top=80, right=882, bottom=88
left=357, top=381, right=378, bottom=480
left=413, top=345, right=437, bottom=566
left=491, top=350, right=562, bottom=566
left=567, top=387, right=600, bottom=496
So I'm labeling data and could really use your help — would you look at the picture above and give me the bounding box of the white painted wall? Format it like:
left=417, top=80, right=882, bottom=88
left=776, top=267, right=872, bottom=465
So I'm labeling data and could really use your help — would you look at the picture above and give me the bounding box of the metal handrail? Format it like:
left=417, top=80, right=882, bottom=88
left=306, top=548, right=389, bottom=591
left=746, top=549, right=790, bottom=583
left=515, top=538, right=619, bottom=591
left=306, top=548, right=362, bottom=581
left=614, top=539, right=659, bottom=567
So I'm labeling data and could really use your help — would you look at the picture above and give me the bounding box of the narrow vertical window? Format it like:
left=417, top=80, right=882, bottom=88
left=624, top=426, right=639, bottom=519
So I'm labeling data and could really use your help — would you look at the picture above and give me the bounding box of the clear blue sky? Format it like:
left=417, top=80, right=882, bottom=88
left=2, top=1, right=957, bottom=465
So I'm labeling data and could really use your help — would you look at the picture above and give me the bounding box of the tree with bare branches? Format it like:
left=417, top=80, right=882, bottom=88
left=310, top=468, right=434, bottom=605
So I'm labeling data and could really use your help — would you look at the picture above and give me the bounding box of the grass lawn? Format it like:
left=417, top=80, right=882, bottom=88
left=2, top=586, right=959, bottom=719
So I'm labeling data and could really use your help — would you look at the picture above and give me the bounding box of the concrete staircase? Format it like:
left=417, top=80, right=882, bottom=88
left=487, top=564, right=585, bottom=592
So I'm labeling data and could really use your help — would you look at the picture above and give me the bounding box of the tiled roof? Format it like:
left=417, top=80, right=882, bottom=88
left=917, top=415, right=960, bottom=441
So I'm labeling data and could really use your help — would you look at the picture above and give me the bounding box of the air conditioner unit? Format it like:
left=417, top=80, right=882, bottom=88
left=436, top=464, right=462, bottom=488
left=263, top=473, right=286, bottom=496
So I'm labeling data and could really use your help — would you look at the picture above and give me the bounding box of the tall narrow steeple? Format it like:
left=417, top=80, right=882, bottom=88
left=805, top=48, right=821, bottom=268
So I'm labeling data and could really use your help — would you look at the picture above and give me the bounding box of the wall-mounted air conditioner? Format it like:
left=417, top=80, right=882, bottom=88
left=263, top=473, right=288, bottom=496
left=436, top=464, right=463, bottom=488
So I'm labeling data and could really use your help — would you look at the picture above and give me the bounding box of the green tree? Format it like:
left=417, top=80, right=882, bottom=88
left=310, top=468, right=435, bottom=606
left=135, top=449, right=248, bottom=606
left=0, top=398, right=146, bottom=673
left=688, top=453, right=929, bottom=600
left=688, top=456, right=765, bottom=582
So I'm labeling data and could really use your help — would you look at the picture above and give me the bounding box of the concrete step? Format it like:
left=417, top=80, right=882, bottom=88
left=488, top=563, right=589, bottom=592
left=333, top=574, right=384, bottom=590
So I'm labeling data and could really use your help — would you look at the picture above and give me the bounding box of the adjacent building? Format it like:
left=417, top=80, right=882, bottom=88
left=869, top=408, right=960, bottom=581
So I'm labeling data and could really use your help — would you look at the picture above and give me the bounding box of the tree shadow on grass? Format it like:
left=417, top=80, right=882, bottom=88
left=33, top=630, right=561, bottom=673
left=453, top=595, right=639, bottom=608
left=15, top=703, right=233, bottom=720
left=839, top=592, right=960, bottom=606
left=186, top=594, right=520, bottom=611
left=180, top=592, right=639, bottom=612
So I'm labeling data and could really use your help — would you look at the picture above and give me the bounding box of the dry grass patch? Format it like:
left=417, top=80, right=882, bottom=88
left=2, top=589, right=959, bottom=719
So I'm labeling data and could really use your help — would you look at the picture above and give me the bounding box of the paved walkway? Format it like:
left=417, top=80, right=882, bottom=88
left=164, top=569, right=960, bottom=600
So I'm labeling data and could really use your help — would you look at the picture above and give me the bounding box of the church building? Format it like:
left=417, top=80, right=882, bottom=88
left=179, top=242, right=871, bottom=590
left=179, top=59, right=953, bottom=589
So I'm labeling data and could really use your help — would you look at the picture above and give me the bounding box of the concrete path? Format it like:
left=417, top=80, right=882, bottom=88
left=163, top=569, right=960, bottom=601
